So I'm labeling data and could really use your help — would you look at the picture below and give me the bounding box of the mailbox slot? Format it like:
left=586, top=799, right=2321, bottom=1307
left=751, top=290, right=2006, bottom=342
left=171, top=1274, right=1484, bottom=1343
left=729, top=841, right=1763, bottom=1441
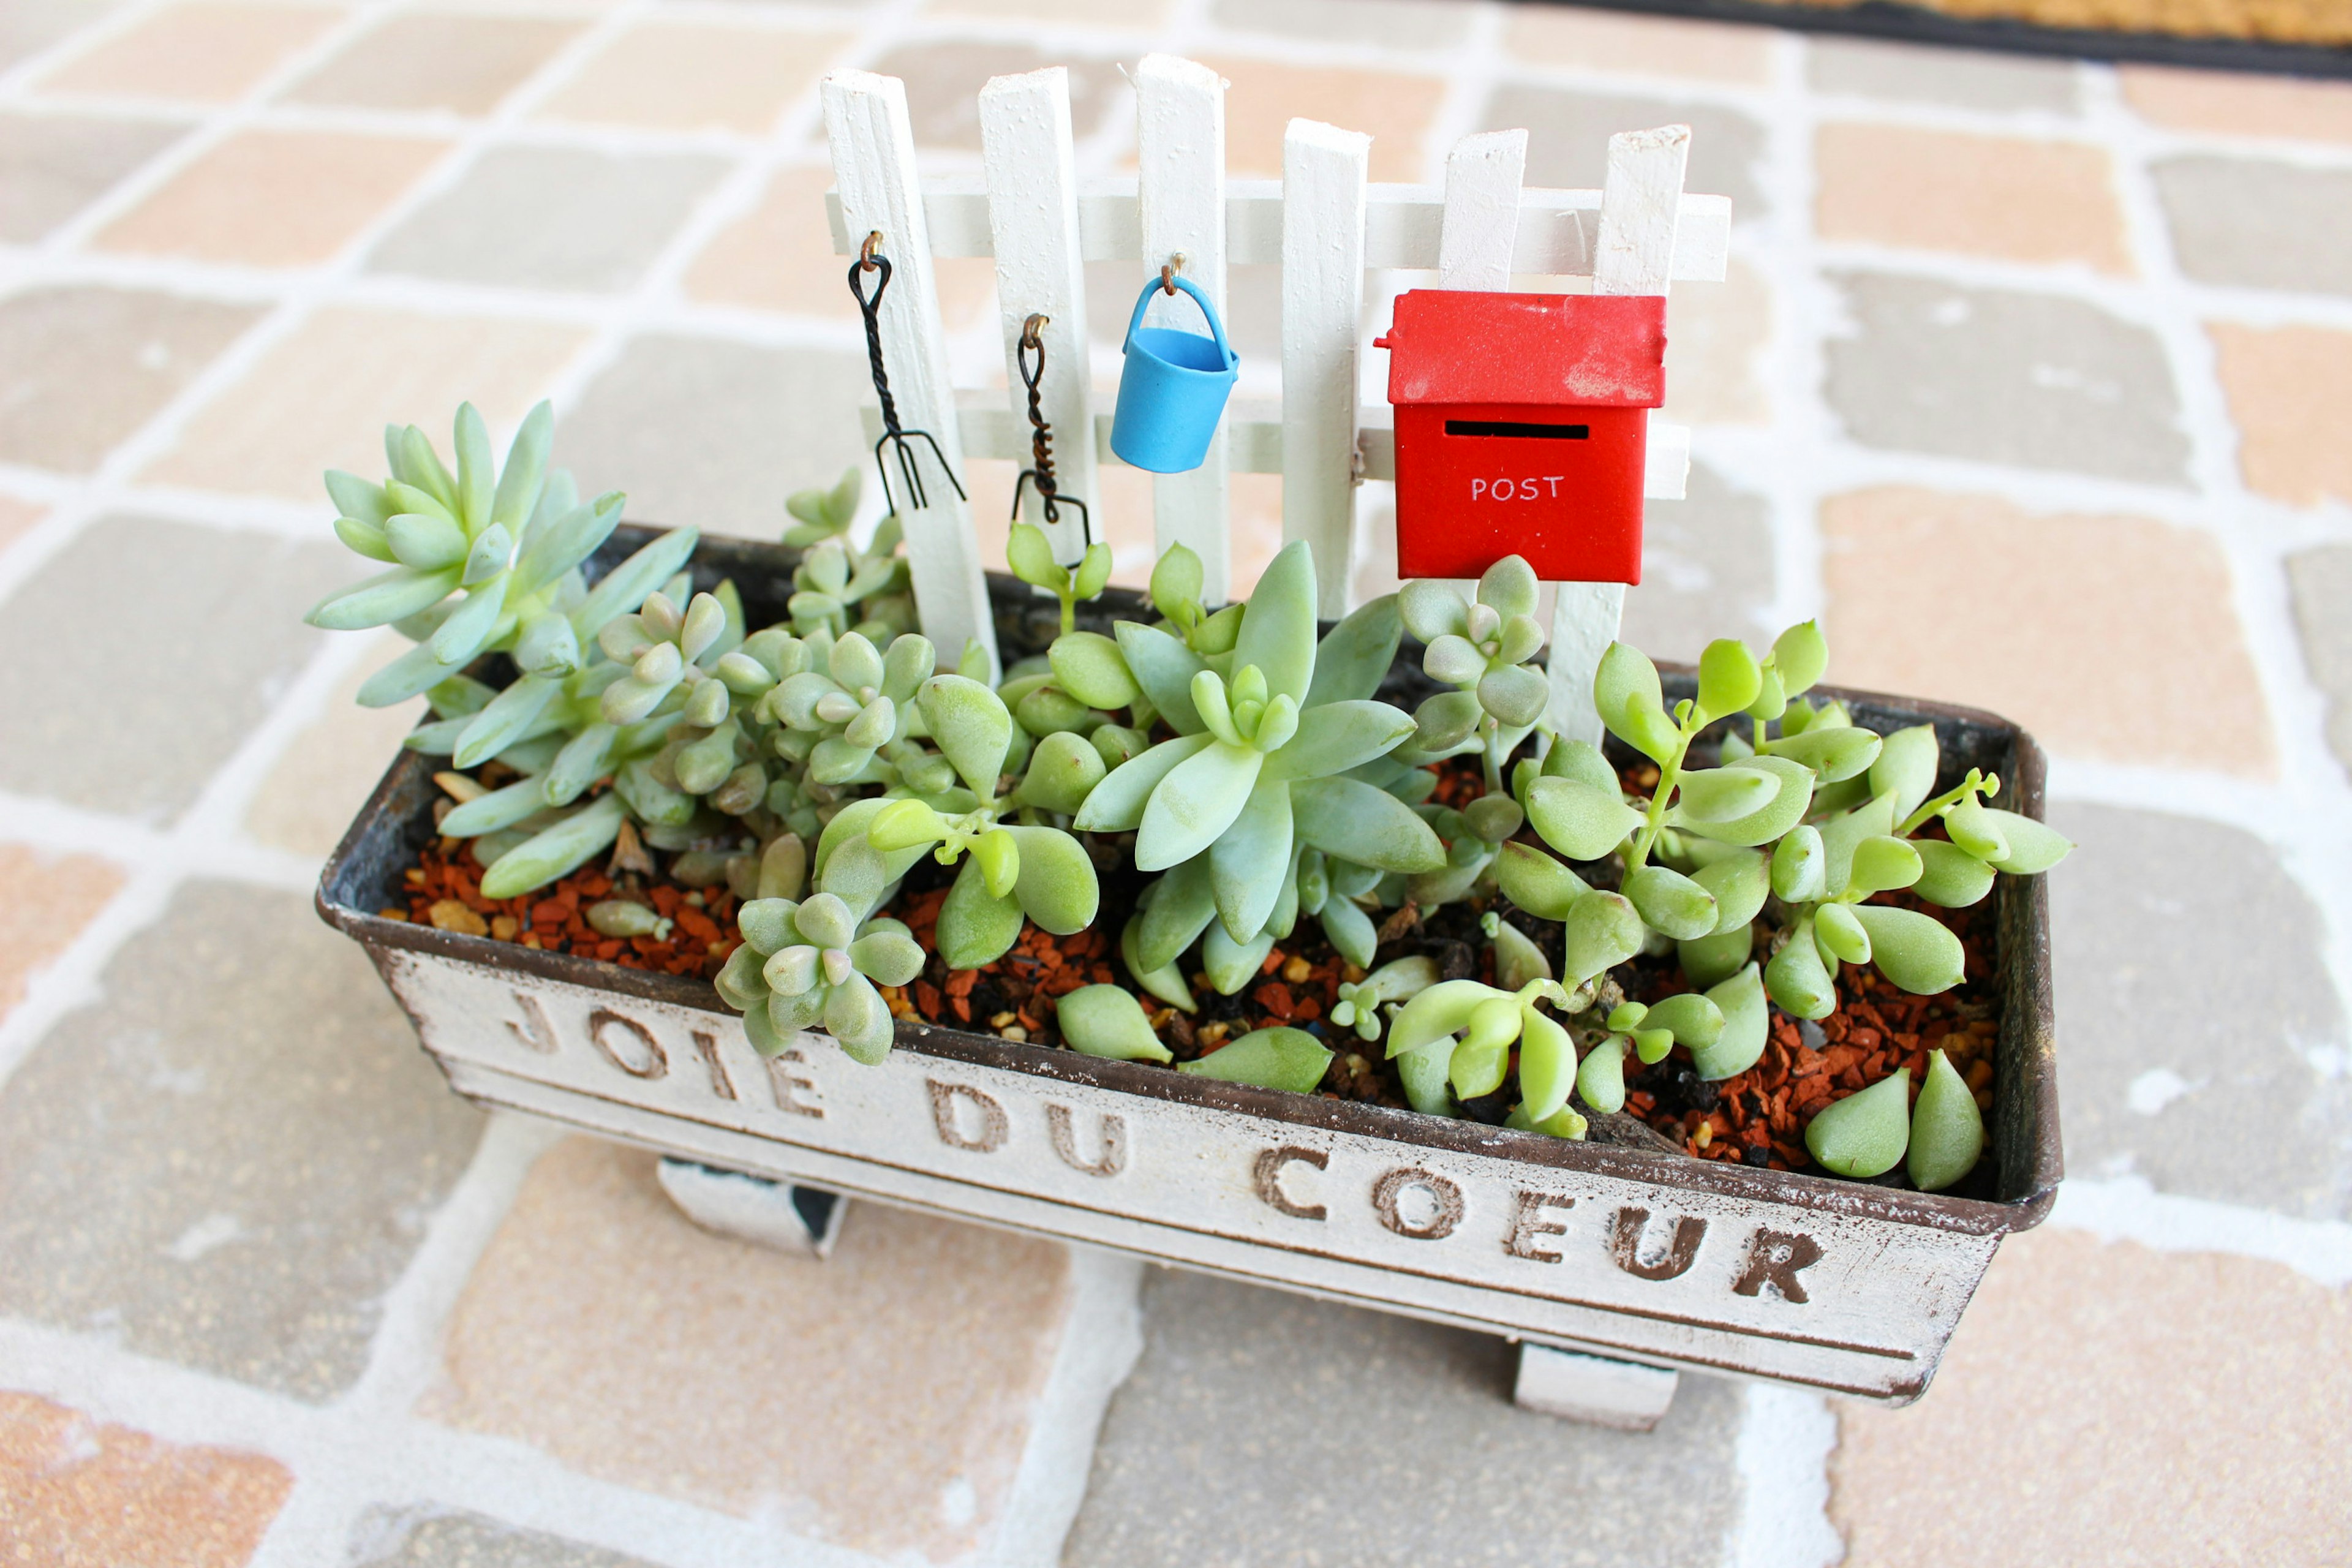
left=1444, top=420, right=1590, bottom=440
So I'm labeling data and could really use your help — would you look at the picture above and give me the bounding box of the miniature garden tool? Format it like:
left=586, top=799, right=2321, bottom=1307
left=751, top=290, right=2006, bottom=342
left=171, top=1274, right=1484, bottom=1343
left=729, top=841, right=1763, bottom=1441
left=1109, top=263, right=1238, bottom=475
left=850, top=232, right=966, bottom=516
left=1011, top=312, right=1092, bottom=554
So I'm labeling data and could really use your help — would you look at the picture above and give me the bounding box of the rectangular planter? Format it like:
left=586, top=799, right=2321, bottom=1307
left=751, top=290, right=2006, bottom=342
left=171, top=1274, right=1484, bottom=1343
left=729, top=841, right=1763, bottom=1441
left=317, top=530, right=2059, bottom=1405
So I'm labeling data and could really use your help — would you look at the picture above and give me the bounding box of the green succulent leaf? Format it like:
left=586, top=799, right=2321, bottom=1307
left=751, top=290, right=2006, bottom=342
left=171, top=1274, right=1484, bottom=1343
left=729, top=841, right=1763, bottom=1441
left=1621, top=864, right=1719, bottom=941
left=1149, top=541, right=1205, bottom=624
left=1180, top=1027, right=1333, bottom=1095
left=1515, top=1003, right=1577, bottom=1123
left=1678, top=924, right=1754, bottom=990
left=1772, top=824, right=1827, bottom=903
left=1112, top=620, right=1208, bottom=735
left=1289, top=775, right=1447, bottom=873
left=1765, top=916, right=1838, bottom=1020
left=1018, top=730, right=1107, bottom=815
left=1869, top=724, right=1940, bottom=823
left=1691, top=848, right=1771, bottom=933
left=1398, top=578, right=1468, bottom=644
left=1851, top=905, right=1966, bottom=994
left=1979, top=809, right=2073, bottom=875
left=1202, top=921, right=1276, bottom=995
left=1672, top=756, right=1816, bottom=848
left=1049, top=631, right=1137, bottom=710
left=918, top=674, right=1014, bottom=799
left=1134, top=855, right=1219, bottom=973
left=1210, top=777, right=1294, bottom=943
left=938, top=854, right=1023, bottom=969
left=1385, top=979, right=1508, bottom=1060
left=1911, top=839, right=1997, bottom=907
left=1305, top=594, right=1402, bottom=708
left=1137, top=741, right=1264, bottom=872
left=307, top=564, right=464, bottom=630
left=479, top=794, right=626, bottom=900
left=1263, top=699, right=1416, bottom=781
left=1769, top=723, right=1883, bottom=783
left=1231, top=540, right=1318, bottom=706
left=1319, top=895, right=1378, bottom=970
left=571, top=526, right=698, bottom=640
left=1819, top=791, right=1899, bottom=897
left=1690, top=963, right=1768, bottom=1080
left=1477, top=663, right=1550, bottom=727
left=1908, top=1050, right=1986, bottom=1192
left=1074, top=732, right=1216, bottom=834
left=1674, top=766, right=1777, bottom=825
left=1523, top=777, right=1642, bottom=861
left=1005, top=825, right=1098, bottom=934
left=1575, top=1034, right=1629, bottom=1114
left=1773, top=620, right=1829, bottom=697
left=1592, top=642, right=1662, bottom=737
left=1697, top=638, right=1763, bottom=719
left=1945, top=794, right=2008, bottom=861
left=1847, top=835, right=1924, bottom=899
left=1804, top=1069, right=1909, bottom=1178
left=1561, top=891, right=1644, bottom=985
left=1058, top=984, right=1174, bottom=1063
left=1814, top=901, right=1872, bottom=965
left=1121, top=915, right=1196, bottom=1012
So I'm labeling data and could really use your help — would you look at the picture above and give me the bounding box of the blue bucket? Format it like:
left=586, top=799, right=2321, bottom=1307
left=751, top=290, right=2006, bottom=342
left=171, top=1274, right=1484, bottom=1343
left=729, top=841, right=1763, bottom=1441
left=1110, top=274, right=1238, bottom=474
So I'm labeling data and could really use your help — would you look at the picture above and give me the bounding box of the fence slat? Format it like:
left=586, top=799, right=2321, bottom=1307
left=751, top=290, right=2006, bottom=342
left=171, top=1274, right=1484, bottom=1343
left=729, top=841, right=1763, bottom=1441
left=978, top=68, right=1096, bottom=567
left=827, top=181, right=1730, bottom=280
left=822, top=69, right=997, bottom=679
left=1547, top=124, right=1689, bottom=747
left=1280, top=118, right=1370, bottom=612
left=1134, top=54, right=1232, bottom=603
left=1437, top=128, right=1526, bottom=291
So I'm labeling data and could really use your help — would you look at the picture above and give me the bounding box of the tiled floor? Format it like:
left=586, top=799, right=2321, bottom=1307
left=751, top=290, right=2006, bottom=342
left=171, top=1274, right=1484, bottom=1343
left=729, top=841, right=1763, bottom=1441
left=1, top=1, right=2348, bottom=1564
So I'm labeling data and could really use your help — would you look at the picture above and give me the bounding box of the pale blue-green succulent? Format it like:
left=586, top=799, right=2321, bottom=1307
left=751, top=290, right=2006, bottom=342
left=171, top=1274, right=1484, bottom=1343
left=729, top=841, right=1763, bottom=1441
left=1083, top=540, right=1442, bottom=979
left=714, top=889, right=925, bottom=1064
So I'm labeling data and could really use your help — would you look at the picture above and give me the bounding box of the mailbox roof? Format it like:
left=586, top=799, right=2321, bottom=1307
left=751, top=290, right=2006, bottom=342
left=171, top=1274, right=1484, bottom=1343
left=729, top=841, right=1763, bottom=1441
left=1377, top=290, right=1667, bottom=409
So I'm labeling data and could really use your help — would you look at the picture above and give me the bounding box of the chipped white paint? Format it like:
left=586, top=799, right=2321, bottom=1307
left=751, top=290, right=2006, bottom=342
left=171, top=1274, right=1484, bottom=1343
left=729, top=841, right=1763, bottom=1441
left=978, top=67, right=1096, bottom=567
left=383, top=950, right=2007, bottom=1404
left=1134, top=54, right=1233, bottom=603
left=1280, top=118, right=1371, bottom=612
left=822, top=69, right=996, bottom=680
left=1547, top=126, right=1691, bottom=745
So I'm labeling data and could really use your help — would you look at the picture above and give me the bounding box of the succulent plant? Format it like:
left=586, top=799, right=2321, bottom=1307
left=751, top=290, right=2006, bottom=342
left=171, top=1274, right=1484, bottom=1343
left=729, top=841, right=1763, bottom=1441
left=1080, top=540, right=1443, bottom=981
left=1006, top=519, right=1114, bottom=638
left=1329, top=955, right=1440, bottom=1042
left=715, top=890, right=925, bottom=1063
left=309, top=402, right=646, bottom=709
left=780, top=469, right=915, bottom=641
left=1399, top=556, right=1551, bottom=794
left=858, top=674, right=1099, bottom=971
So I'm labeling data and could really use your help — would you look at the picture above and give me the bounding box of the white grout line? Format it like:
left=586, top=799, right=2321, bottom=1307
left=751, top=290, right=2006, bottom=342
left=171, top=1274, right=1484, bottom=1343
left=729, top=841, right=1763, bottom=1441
left=986, top=1245, right=1147, bottom=1568
left=2049, top=1175, right=2352, bottom=1289
left=1728, top=1383, right=1845, bottom=1568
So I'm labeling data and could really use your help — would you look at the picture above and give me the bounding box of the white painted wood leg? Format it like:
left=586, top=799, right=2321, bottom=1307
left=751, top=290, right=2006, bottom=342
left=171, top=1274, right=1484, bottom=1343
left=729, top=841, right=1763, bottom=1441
left=656, top=1158, right=847, bottom=1259
left=1513, top=1343, right=1679, bottom=1431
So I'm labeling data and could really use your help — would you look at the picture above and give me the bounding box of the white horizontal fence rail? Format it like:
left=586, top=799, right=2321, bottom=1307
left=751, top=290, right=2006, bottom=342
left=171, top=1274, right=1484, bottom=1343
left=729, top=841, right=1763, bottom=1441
left=824, top=179, right=1730, bottom=280
left=823, top=58, right=1727, bottom=647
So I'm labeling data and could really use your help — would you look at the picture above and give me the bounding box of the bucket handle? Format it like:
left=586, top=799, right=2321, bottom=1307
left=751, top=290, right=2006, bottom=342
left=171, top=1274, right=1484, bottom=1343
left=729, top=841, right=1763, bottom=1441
left=1123, top=273, right=1234, bottom=367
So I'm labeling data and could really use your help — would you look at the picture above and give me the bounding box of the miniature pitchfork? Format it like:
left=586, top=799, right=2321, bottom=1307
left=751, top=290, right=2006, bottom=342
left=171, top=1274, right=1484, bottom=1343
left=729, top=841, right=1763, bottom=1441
left=1009, top=312, right=1091, bottom=549
left=850, top=231, right=966, bottom=517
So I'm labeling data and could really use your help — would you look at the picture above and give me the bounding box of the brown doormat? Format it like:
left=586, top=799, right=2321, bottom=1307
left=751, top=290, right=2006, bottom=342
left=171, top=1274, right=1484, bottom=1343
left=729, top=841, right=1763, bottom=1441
left=1526, top=0, right=2352, bottom=75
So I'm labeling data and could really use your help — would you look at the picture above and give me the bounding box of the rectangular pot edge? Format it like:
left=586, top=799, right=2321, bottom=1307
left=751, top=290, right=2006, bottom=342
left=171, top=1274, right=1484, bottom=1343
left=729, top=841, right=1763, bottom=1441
left=315, top=653, right=2062, bottom=1242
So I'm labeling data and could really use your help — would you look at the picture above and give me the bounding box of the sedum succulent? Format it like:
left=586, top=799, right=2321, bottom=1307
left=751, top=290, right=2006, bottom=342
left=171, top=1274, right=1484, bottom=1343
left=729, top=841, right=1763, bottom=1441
left=715, top=890, right=925, bottom=1063
left=780, top=469, right=916, bottom=641
left=1080, top=540, right=1442, bottom=982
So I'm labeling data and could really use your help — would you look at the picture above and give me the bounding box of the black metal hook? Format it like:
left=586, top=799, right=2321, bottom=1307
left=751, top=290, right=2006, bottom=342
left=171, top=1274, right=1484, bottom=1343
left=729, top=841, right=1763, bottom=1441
left=848, top=233, right=966, bottom=517
left=1011, top=312, right=1091, bottom=552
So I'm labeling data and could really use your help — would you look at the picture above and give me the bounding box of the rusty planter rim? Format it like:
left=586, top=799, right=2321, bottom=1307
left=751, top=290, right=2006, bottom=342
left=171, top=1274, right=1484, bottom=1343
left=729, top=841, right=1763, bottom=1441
left=316, top=526, right=2062, bottom=1243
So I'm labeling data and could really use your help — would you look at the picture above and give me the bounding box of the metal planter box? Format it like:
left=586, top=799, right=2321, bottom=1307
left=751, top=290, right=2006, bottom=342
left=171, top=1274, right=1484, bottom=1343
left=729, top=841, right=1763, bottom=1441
left=317, top=532, right=2059, bottom=1406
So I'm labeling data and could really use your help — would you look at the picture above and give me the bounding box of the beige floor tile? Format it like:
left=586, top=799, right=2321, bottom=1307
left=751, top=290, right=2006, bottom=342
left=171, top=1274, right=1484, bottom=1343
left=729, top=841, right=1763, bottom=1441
left=1199, top=56, right=1446, bottom=183
left=533, top=20, right=848, bottom=134
left=33, top=2, right=341, bottom=104
left=2121, top=64, right=2352, bottom=145
left=1833, top=1226, right=2352, bottom=1567
left=1662, top=254, right=1770, bottom=426
left=0, top=1391, right=292, bottom=1566
left=1816, top=123, right=2130, bottom=274
left=245, top=631, right=421, bottom=858
left=1820, top=486, right=2275, bottom=777
left=2208, top=321, right=2352, bottom=508
left=94, top=127, right=448, bottom=266
left=422, top=1137, right=1071, bottom=1560
left=0, top=844, right=124, bottom=1022
left=279, top=11, right=582, bottom=115
left=684, top=164, right=856, bottom=318
left=143, top=305, right=587, bottom=500
left=1506, top=6, right=1773, bottom=84
left=0, top=285, right=263, bottom=474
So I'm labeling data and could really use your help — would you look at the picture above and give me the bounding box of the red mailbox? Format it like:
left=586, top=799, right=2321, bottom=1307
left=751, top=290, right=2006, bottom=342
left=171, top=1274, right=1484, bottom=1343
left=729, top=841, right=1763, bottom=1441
left=1375, top=290, right=1667, bottom=583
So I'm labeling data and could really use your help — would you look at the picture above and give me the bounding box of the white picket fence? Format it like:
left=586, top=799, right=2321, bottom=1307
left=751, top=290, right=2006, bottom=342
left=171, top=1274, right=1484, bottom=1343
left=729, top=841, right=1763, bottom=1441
left=818, top=58, right=1728, bottom=742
